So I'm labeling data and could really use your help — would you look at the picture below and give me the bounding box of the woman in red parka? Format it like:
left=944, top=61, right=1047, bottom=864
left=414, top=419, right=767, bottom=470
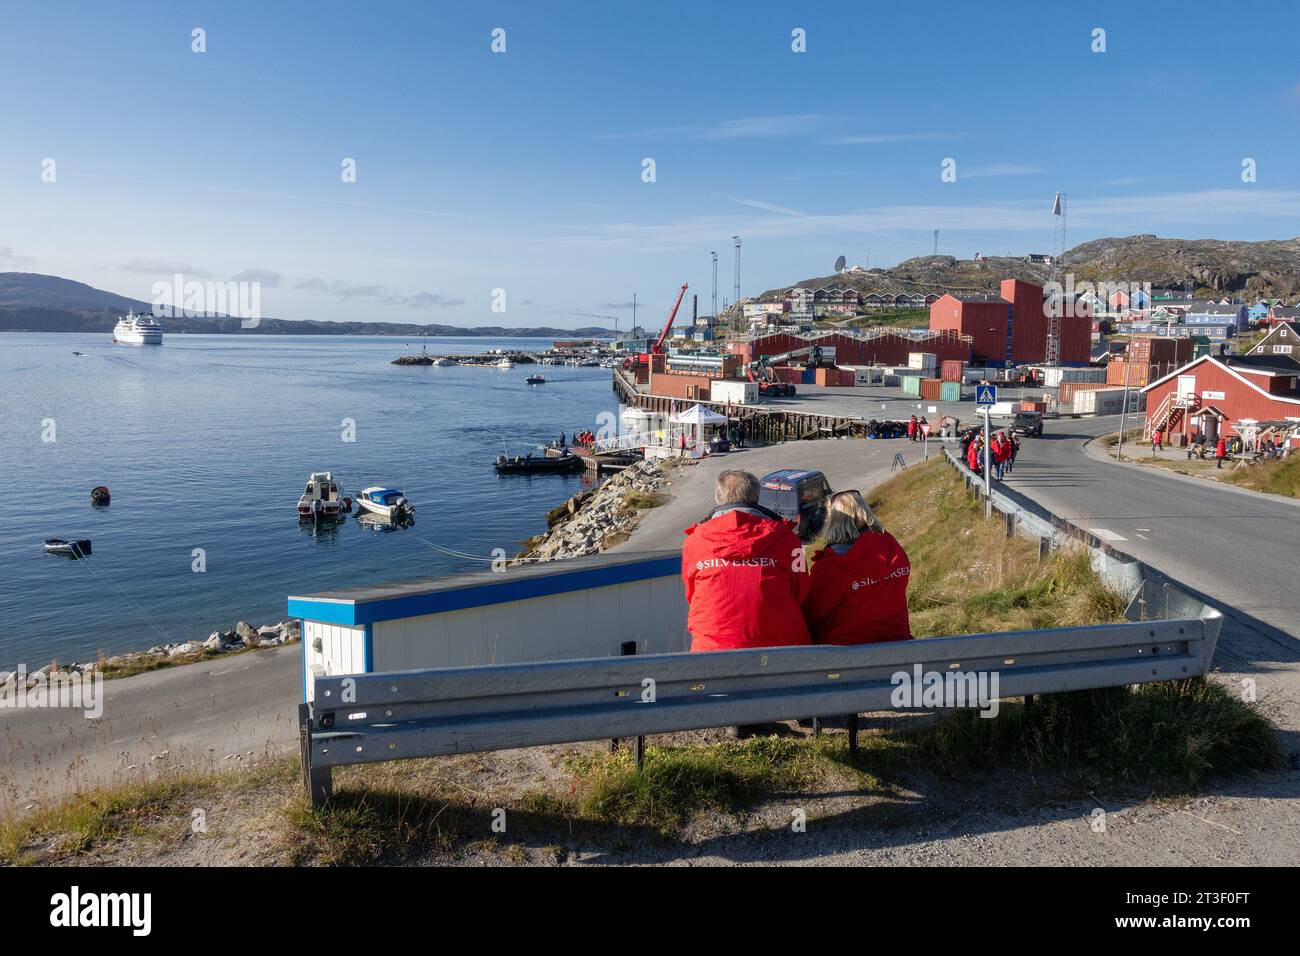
left=805, top=491, right=913, bottom=645
left=1215, top=435, right=1227, bottom=469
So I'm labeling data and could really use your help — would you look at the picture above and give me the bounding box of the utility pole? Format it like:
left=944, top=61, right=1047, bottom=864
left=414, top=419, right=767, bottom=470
left=933, top=230, right=939, bottom=256
left=1116, top=346, right=1135, bottom=460
left=710, top=250, right=718, bottom=320
left=732, top=235, right=741, bottom=307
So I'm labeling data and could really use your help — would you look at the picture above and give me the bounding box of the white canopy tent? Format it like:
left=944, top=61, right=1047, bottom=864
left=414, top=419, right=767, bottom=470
left=668, top=404, right=730, bottom=457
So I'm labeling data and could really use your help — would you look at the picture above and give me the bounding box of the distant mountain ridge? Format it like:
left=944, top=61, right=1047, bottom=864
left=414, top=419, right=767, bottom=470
left=0, top=273, right=613, bottom=337
left=756, top=236, right=1300, bottom=303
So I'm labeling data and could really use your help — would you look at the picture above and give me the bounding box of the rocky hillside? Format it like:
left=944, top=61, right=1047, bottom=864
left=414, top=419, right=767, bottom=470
left=756, top=236, right=1300, bottom=303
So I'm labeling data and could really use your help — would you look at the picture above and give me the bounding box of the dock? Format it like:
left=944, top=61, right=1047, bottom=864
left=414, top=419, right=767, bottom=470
left=611, top=368, right=870, bottom=443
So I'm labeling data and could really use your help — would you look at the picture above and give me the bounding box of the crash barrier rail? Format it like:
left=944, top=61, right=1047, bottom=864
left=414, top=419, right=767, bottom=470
left=941, top=447, right=1222, bottom=619
left=300, top=604, right=1221, bottom=805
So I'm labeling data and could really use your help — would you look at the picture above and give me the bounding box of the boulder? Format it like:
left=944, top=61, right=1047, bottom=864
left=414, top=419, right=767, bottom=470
left=168, top=642, right=201, bottom=657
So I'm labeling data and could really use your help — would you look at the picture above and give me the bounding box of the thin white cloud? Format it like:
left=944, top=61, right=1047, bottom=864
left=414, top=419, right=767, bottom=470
left=962, top=164, right=1046, bottom=179
left=120, top=258, right=216, bottom=278
left=294, top=277, right=465, bottom=309
left=538, top=189, right=1300, bottom=253
left=600, top=114, right=826, bottom=141
left=0, top=246, right=37, bottom=269
left=828, top=132, right=953, bottom=145
left=727, top=196, right=805, bottom=216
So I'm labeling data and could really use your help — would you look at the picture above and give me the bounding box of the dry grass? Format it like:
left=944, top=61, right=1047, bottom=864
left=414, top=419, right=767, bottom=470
left=864, top=459, right=1127, bottom=636
left=1226, top=454, right=1300, bottom=498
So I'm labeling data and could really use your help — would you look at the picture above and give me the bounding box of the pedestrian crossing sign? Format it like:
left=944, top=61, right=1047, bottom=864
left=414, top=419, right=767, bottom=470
left=976, top=384, right=998, bottom=407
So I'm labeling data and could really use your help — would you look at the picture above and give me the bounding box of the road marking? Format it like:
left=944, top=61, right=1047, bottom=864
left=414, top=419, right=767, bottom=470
left=1135, top=533, right=1149, bottom=541
left=1088, top=527, right=1128, bottom=542
left=1135, top=527, right=1151, bottom=532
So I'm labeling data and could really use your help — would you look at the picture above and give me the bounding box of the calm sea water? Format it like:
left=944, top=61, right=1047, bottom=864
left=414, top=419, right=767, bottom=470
left=0, top=333, right=618, bottom=665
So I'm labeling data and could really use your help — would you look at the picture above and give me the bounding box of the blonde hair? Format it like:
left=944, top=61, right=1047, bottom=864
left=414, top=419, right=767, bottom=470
left=822, top=491, right=883, bottom=545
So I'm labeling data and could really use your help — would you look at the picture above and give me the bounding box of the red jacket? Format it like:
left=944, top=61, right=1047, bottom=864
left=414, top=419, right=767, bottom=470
left=1215, top=438, right=1227, bottom=458
left=992, top=439, right=1011, bottom=463
left=682, top=508, right=811, bottom=651
left=967, top=442, right=982, bottom=469
left=805, top=532, right=913, bottom=645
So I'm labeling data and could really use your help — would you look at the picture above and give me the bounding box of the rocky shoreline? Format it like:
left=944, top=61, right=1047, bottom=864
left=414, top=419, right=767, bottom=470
left=3, top=619, right=302, bottom=686
left=516, top=458, right=672, bottom=563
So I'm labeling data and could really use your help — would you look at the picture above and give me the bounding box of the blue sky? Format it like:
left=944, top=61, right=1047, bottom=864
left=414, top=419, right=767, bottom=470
left=3, top=0, right=1300, bottom=328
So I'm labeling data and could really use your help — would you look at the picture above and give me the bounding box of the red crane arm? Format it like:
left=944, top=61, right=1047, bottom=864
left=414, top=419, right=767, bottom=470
left=651, top=283, right=689, bottom=354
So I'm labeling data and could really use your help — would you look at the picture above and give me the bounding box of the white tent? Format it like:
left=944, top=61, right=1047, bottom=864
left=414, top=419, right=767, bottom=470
left=670, top=403, right=728, bottom=426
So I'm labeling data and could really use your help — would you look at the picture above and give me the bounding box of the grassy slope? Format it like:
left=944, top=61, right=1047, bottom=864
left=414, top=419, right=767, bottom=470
left=1227, top=454, right=1300, bottom=498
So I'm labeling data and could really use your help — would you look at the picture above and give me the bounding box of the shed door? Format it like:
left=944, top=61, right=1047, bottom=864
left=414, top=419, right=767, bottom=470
left=1177, top=375, right=1197, bottom=399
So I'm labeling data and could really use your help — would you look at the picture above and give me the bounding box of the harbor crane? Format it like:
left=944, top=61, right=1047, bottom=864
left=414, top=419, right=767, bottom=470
left=623, top=283, right=688, bottom=370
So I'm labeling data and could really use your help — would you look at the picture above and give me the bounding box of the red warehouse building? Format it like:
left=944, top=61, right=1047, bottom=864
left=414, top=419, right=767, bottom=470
left=726, top=329, right=971, bottom=367
left=999, top=278, right=1091, bottom=365
left=1142, top=355, right=1300, bottom=446
left=928, top=293, right=1011, bottom=363
left=929, top=282, right=1090, bottom=365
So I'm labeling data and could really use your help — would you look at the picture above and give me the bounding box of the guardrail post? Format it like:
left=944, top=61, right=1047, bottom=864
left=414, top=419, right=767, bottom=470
left=611, top=641, right=645, bottom=770
left=846, top=713, right=860, bottom=757
left=1038, top=536, right=1051, bottom=561
left=299, top=703, right=333, bottom=807
left=1005, top=511, right=1016, bottom=539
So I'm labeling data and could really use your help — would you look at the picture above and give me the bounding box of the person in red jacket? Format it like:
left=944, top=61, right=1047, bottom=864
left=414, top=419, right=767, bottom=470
left=966, top=434, right=982, bottom=473
left=682, top=470, right=811, bottom=651
left=1215, top=435, right=1227, bottom=468
left=805, top=491, right=913, bottom=645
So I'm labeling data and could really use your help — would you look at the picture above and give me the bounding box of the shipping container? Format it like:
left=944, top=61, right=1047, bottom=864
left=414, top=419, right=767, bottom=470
left=649, top=371, right=714, bottom=400
left=919, top=377, right=943, bottom=401
left=940, top=359, right=964, bottom=382
left=939, top=380, right=962, bottom=402
left=908, top=351, right=938, bottom=371
left=901, top=375, right=922, bottom=396
left=1058, top=381, right=1111, bottom=403
left=840, top=369, right=856, bottom=387
left=709, top=380, right=758, bottom=405
left=801, top=368, right=816, bottom=385
left=1071, top=387, right=1146, bottom=415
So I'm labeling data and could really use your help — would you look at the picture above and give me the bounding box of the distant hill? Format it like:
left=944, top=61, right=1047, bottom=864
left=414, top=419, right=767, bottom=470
left=0, top=273, right=612, bottom=337
left=755, top=236, right=1300, bottom=304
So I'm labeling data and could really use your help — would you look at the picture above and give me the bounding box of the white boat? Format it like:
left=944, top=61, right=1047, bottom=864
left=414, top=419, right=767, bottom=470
left=297, top=472, right=346, bottom=520
left=356, top=486, right=415, bottom=520
left=434, top=357, right=455, bottom=367
left=495, top=357, right=515, bottom=369
left=112, top=311, right=163, bottom=345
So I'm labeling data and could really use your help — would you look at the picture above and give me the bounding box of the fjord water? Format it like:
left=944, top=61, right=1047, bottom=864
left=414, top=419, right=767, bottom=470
left=0, top=333, right=618, bottom=665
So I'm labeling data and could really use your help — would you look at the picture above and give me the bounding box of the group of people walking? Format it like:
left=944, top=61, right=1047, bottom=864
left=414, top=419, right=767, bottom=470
left=961, top=428, right=1019, bottom=480
left=681, top=471, right=912, bottom=651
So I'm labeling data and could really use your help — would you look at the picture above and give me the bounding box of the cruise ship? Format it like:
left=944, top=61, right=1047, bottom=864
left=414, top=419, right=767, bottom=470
left=112, top=311, right=164, bottom=345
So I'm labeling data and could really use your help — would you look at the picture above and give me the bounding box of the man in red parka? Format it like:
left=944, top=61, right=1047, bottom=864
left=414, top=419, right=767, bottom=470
left=1215, top=435, right=1227, bottom=469
left=682, top=470, right=811, bottom=651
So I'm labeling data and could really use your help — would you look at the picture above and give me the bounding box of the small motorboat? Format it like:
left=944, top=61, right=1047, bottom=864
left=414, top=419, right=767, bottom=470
left=43, top=538, right=92, bottom=558
left=356, top=486, right=415, bottom=520
left=525, top=373, right=545, bottom=385
left=434, top=357, right=455, bottom=367
left=494, top=452, right=584, bottom=474
left=495, top=357, right=515, bottom=369
left=72, top=351, right=84, bottom=356
left=90, top=485, right=111, bottom=506
left=297, top=472, right=347, bottom=521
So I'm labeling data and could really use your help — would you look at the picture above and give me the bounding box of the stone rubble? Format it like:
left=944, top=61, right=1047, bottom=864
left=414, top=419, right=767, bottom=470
left=0, top=620, right=302, bottom=688
left=517, top=459, right=670, bottom=564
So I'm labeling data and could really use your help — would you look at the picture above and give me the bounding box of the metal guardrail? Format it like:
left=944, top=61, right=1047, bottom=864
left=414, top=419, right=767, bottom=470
left=300, top=610, right=1221, bottom=805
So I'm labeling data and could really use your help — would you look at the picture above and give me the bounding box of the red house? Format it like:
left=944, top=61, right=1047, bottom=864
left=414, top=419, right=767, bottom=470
left=1142, top=354, right=1300, bottom=446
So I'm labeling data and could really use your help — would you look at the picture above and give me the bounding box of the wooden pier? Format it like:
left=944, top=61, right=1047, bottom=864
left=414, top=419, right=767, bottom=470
left=611, top=369, right=870, bottom=443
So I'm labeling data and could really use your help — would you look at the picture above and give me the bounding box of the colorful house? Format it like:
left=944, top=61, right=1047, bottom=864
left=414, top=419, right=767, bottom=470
left=1142, top=354, right=1300, bottom=446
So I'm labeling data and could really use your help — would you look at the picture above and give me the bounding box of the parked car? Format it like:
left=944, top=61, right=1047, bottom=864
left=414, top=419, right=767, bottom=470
left=1012, top=412, right=1044, bottom=437
left=758, top=469, right=833, bottom=541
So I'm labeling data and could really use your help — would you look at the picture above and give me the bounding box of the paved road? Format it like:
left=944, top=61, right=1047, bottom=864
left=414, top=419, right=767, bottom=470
left=1, top=646, right=301, bottom=806
left=997, top=415, right=1300, bottom=733
left=1002, top=415, right=1300, bottom=642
